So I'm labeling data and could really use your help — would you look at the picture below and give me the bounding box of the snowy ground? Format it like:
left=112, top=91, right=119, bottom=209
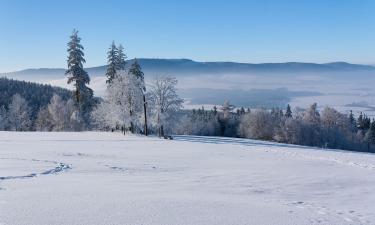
left=1, top=132, right=375, bottom=225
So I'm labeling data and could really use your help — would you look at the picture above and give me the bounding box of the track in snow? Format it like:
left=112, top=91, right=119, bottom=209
left=0, top=157, right=71, bottom=181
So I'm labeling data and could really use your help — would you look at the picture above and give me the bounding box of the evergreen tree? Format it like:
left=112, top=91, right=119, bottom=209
left=128, top=59, right=145, bottom=91
left=128, top=59, right=147, bottom=134
left=240, top=107, right=245, bottom=115
left=285, top=104, right=292, bottom=118
left=93, top=71, right=143, bottom=134
left=0, top=105, right=8, bottom=130
left=65, top=29, right=93, bottom=126
left=358, top=112, right=371, bottom=134
left=364, top=115, right=371, bottom=130
left=365, top=120, right=375, bottom=150
left=213, top=106, right=218, bottom=115
left=304, top=103, right=320, bottom=124
left=358, top=112, right=364, bottom=130
left=348, top=110, right=357, bottom=131
left=106, top=41, right=118, bottom=84
left=116, top=44, right=127, bottom=71
left=221, top=100, right=234, bottom=119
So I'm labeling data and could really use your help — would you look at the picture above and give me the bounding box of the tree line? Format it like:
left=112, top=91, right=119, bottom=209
left=175, top=102, right=375, bottom=153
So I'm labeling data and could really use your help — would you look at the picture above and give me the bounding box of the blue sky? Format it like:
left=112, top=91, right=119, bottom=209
left=0, top=0, right=374, bottom=72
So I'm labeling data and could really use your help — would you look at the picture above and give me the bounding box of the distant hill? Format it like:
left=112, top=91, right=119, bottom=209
left=2, top=59, right=375, bottom=81
left=2, top=59, right=375, bottom=109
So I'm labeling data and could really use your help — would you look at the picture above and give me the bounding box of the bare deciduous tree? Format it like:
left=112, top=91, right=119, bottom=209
left=148, top=76, right=183, bottom=137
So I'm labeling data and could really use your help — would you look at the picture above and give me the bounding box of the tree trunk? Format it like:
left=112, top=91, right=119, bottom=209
left=160, top=125, right=164, bottom=137
left=130, top=122, right=134, bottom=134
left=157, top=113, right=161, bottom=137
left=129, top=109, right=134, bottom=134
left=143, top=94, right=148, bottom=136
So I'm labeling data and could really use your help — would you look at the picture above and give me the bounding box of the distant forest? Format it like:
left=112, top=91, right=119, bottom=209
left=0, top=77, right=72, bottom=119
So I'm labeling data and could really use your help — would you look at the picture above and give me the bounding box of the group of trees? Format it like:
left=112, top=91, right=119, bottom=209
left=92, top=70, right=183, bottom=136
left=0, top=77, right=72, bottom=131
left=0, top=30, right=184, bottom=136
left=0, top=93, right=81, bottom=131
left=176, top=102, right=239, bottom=137
left=176, top=101, right=375, bottom=152
left=90, top=38, right=184, bottom=136
left=0, top=77, right=71, bottom=119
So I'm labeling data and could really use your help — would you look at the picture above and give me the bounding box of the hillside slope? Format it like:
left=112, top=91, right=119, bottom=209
left=1, top=132, right=374, bottom=225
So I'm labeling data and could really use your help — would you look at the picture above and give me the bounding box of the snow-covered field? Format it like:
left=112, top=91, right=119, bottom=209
left=1, top=132, right=375, bottom=225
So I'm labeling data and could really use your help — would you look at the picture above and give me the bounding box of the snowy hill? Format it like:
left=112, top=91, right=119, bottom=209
left=1, top=132, right=375, bottom=225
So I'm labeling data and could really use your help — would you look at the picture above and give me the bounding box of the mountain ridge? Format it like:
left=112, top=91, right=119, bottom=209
left=2, top=58, right=375, bottom=79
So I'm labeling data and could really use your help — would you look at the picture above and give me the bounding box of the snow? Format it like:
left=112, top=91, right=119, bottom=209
left=1, top=132, right=375, bottom=225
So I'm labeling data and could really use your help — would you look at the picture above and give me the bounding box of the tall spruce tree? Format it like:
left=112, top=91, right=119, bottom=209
left=65, top=29, right=93, bottom=125
left=128, top=59, right=145, bottom=90
left=349, top=110, right=357, bottom=131
left=285, top=104, right=292, bottom=118
left=106, top=41, right=118, bottom=84
left=117, top=44, right=127, bottom=71
left=128, top=59, right=147, bottom=135
left=365, top=120, right=375, bottom=150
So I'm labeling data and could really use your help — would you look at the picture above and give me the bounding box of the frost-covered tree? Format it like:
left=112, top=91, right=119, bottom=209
left=348, top=110, right=357, bottom=132
left=0, top=105, right=8, bottom=130
left=92, top=71, right=143, bottom=133
left=321, top=106, right=340, bottom=128
left=118, top=72, right=143, bottom=133
left=285, top=104, right=292, bottom=118
left=238, top=109, right=274, bottom=140
left=280, top=117, right=303, bottom=144
left=303, top=103, right=320, bottom=124
left=35, top=107, right=53, bottom=131
left=116, top=44, right=127, bottom=71
left=357, top=112, right=371, bottom=135
left=128, top=59, right=148, bottom=134
left=47, top=94, right=70, bottom=131
left=34, top=95, right=78, bottom=131
left=320, top=106, right=350, bottom=148
left=91, top=100, right=115, bottom=130
left=221, top=100, right=234, bottom=119
left=176, top=107, right=220, bottom=136
left=128, top=59, right=145, bottom=90
left=149, top=76, right=183, bottom=137
left=8, top=94, right=31, bottom=131
left=365, top=120, right=375, bottom=150
left=106, top=41, right=118, bottom=84
left=66, top=99, right=82, bottom=131
left=65, top=29, right=93, bottom=126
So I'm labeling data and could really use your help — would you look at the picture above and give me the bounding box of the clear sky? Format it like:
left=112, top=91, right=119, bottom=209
left=0, top=0, right=374, bottom=72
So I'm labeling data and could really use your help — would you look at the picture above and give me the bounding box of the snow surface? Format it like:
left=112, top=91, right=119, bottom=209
left=1, top=132, right=375, bottom=225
